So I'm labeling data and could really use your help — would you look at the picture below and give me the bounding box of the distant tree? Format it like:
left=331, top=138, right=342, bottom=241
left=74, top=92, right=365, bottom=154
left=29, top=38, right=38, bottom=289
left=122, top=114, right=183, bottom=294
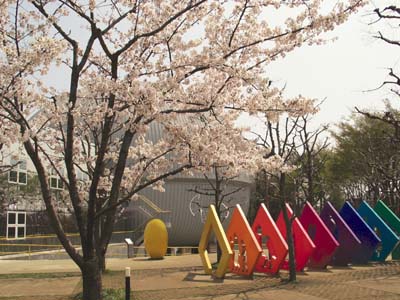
left=315, top=148, right=347, bottom=208
left=254, top=113, right=330, bottom=213
left=329, top=113, right=400, bottom=211
left=296, top=114, right=330, bottom=209
left=254, top=112, right=335, bottom=280
left=190, top=164, right=245, bottom=261
left=365, top=4, right=400, bottom=125
left=353, top=4, right=400, bottom=209
left=255, top=116, right=302, bottom=282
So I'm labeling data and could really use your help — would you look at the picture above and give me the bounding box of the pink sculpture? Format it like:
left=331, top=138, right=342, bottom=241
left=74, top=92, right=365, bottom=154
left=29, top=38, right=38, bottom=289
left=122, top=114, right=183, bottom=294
left=299, top=202, right=339, bottom=268
left=276, top=203, right=316, bottom=271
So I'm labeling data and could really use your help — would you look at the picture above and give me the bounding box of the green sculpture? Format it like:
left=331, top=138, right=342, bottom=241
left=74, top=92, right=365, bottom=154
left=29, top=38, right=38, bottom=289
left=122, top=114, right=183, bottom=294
left=374, top=200, right=400, bottom=259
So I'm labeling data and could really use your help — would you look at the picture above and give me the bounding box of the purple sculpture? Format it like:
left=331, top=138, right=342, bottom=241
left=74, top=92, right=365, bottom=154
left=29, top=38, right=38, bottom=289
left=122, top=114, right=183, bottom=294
left=320, top=201, right=362, bottom=266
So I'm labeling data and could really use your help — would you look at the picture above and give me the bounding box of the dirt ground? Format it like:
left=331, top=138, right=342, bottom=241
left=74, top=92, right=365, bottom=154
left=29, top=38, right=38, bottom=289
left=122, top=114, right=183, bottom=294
left=0, top=256, right=400, bottom=300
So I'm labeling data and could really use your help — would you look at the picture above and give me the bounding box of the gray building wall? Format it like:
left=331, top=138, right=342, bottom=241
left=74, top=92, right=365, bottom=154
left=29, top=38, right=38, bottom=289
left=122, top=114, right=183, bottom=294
left=129, top=178, right=251, bottom=246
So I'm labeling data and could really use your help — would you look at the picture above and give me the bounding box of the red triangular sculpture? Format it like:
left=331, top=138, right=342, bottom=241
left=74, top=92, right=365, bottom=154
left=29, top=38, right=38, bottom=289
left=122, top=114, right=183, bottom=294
left=252, top=203, right=288, bottom=274
left=299, top=202, right=340, bottom=268
left=226, top=204, right=262, bottom=276
left=276, top=203, right=316, bottom=271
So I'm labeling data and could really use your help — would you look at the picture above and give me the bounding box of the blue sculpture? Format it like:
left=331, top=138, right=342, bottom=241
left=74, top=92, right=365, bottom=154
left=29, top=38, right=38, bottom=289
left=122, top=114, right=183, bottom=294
left=339, top=201, right=380, bottom=264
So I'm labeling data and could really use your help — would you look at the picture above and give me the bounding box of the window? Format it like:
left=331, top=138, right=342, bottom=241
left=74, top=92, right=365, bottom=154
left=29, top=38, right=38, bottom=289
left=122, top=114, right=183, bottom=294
left=8, top=157, right=27, bottom=185
left=49, top=168, right=64, bottom=190
left=6, top=211, right=26, bottom=239
left=77, top=169, right=89, bottom=181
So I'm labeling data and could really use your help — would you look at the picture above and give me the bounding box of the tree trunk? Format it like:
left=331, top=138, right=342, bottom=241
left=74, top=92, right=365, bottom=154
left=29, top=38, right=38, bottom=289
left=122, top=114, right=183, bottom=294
left=81, top=258, right=102, bottom=300
left=307, top=173, right=314, bottom=205
left=279, top=173, right=296, bottom=282
left=283, top=209, right=296, bottom=281
left=98, top=253, right=106, bottom=273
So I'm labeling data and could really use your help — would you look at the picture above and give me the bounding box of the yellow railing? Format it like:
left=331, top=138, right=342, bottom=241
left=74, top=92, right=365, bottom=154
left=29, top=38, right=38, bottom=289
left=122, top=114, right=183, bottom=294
left=0, top=244, right=198, bottom=258
left=0, top=229, right=145, bottom=241
left=137, top=194, right=170, bottom=214
left=0, top=244, right=65, bottom=259
left=0, top=233, right=78, bottom=241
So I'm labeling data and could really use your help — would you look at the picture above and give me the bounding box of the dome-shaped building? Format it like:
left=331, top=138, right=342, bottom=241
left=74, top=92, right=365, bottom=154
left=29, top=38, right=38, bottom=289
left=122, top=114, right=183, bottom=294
left=127, top=175, right=251, bottom=246
left=120, top=120, right=252, bottom=246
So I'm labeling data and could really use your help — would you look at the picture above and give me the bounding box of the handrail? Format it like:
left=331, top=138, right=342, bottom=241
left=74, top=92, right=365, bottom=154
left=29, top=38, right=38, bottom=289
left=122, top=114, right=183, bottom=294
left=0, top=243, right=67, bottom=247
left=137, top=206, right=154, bottom=218
left=0, top=245, right=199, bottom=258
left=0, top=229, right=143, bottom=241
left=137, top=194, right=170, bottom=214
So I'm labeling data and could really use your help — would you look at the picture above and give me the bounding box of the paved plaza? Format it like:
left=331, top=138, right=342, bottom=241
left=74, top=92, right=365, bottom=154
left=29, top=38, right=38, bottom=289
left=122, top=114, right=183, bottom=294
left=0, top=254, right=400, bottom=299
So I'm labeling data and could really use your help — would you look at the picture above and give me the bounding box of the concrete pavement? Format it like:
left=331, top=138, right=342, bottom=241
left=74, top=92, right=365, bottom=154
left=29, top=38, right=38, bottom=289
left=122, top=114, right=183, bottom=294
left=0, top=254, right=207, bottom=274
left=1, top=255, right=400, bottom=299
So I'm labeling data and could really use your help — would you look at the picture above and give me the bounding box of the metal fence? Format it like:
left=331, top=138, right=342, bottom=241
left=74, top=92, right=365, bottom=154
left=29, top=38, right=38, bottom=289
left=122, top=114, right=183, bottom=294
left=0, top=230, right=198, bottom=259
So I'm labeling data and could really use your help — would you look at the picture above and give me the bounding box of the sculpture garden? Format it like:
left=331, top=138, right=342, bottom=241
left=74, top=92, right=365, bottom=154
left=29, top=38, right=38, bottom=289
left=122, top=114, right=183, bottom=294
left=2, top=200, right=400, bottom=299
left=198, top=200, right=400, bottom=279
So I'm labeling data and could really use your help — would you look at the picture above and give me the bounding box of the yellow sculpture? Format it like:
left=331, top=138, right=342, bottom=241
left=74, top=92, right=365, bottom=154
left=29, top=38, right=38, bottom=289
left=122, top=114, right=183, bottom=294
left=198, top=205, right=233, bottom=278
left=144, top=219, right=168, bottom=259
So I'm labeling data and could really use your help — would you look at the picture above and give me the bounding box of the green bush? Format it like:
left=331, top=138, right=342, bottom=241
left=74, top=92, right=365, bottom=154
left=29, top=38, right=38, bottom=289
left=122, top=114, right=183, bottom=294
left=74, top=288, right=126, bottom=300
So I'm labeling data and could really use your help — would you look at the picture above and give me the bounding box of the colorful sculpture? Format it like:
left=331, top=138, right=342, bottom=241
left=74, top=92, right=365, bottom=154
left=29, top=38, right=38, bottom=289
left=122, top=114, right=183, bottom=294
left=226, top=205, right=262, bottom=276
left=198, top=205, right=233, bottom=279
left=276, top=203, right=316, bottom=271
left=357, top=200, right=399, bottom=261
left=340, top=201, right=380, bottom=264
left=374, top=200, right=400, bottom=259
left=144, top=219, right=168, bottom=259
left=251, top=203, right=288, bottom=274
left=320, top=201, right=362, bottom=266
left=299, top=202, right=339, bottom=268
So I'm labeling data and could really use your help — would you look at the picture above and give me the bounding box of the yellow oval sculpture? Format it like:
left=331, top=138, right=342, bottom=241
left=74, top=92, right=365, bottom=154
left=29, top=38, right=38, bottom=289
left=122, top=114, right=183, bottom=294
left=144, top=219, right=168, bottom=259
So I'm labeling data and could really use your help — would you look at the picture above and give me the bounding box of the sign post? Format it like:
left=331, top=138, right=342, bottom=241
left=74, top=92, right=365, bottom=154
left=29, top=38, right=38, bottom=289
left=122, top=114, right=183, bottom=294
left=125, top=267, right=131, bottom=300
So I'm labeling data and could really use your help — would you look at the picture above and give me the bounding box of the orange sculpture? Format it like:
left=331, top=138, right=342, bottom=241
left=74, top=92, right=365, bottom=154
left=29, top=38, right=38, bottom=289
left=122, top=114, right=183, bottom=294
left=226, top=204, right=262, bottom=276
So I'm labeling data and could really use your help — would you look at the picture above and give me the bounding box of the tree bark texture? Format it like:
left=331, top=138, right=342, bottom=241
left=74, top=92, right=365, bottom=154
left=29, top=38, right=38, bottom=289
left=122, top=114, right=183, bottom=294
left=280, top=173, right=296, bottom=282
left=81, top=257, right=102, bottom=300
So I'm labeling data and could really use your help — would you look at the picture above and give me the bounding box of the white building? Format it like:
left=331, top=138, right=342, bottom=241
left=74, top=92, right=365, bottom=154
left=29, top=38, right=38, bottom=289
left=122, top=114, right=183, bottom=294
left=0, top=122, right=251, bottom=247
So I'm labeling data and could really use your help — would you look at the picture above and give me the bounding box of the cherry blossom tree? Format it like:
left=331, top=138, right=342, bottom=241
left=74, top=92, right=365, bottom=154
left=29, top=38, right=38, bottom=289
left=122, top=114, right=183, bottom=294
left=0, top=0, right=364, bottom=299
